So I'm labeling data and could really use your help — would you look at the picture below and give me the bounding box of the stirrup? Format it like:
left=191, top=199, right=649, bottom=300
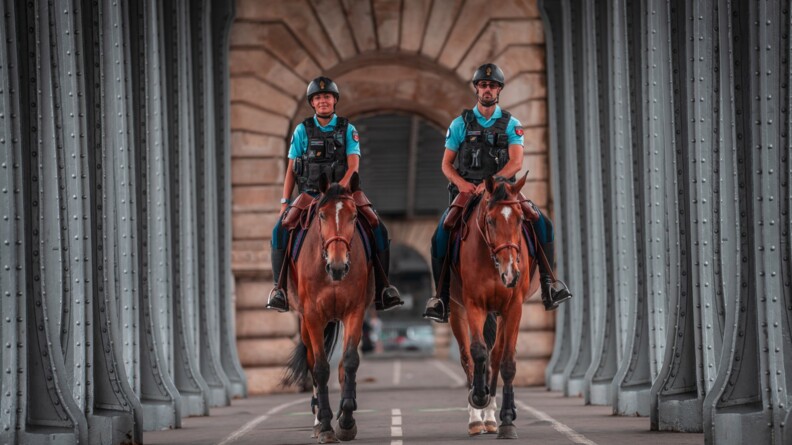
left=376, top=286, right=404, bottom=312
left=422, top=297, right=448, bottom=323
left=265, top=288, right=289, bottom=312
left=550, top=280, right=573, bottom=305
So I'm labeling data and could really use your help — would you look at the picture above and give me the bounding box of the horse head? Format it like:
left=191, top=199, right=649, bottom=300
left=316, top=172, right=360, bottom=281
left=480, top=172, right=529, bottom=288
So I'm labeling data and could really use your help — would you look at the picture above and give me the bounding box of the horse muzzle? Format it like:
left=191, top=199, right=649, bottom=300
left=500, top=270, right=520, bottom=288
left=325, top=261, right=350, bottom=281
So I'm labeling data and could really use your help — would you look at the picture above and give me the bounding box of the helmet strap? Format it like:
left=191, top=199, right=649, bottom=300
left=478, top=94, right=499, bottom=107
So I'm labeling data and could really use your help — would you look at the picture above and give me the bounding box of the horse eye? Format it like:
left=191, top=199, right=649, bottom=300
left=486, top=217, right=494, bottom=226
left=318, top=212, right=325, bottom=220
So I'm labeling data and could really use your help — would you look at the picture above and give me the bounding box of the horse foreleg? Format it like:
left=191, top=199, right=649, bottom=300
left=335, top=311, right=364, bottom=441
left=496, top=306, right=522, bottom=440
left=450, top=307, right=483, bottom=435
left=483, top=317, right=505, bottom=434
left=466, top=305, right=490, bottom=411
left=301, top=320, right=323, bottom=438
left=449, top=304, right=473, bottom=387
left=306, top=319, right=338, bottom=444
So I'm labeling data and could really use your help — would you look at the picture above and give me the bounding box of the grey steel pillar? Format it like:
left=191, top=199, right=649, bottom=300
left=129, top=0, right=183, bottom=430
left=539, top=0, right=586, bottom=395
left=163, top=0, right=212, bottom=417
left=211, top=0, right=248, bottom=399
left=584, top=0, right=639, bottom=408
left=703, top=1, right=792, bottom=443
left=1, top=0, right=241, bottom=441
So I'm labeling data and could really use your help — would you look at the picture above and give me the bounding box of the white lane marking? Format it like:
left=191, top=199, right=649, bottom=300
left=218, top=397, right=309, bottom=445
left=391, top=408, right=403, bottom=443
left=335, top=201, right=343, bottom=229
left=515, top=399, right=598, bottom=445
left=501, top=206, right=512, bottom=221
left=393, top=360, right=402, bottom=386
left=432, top=359, right=466, bottom=387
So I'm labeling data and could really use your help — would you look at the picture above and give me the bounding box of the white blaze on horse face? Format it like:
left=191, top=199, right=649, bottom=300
left=335, top=201, right=343, bottom=230
left=501, top=206, right=512, bottom=222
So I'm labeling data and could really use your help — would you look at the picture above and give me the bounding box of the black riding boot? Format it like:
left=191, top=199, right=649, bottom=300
left=539, top=241, right=572, bottom=311
left=374, top=247, right=404, bottom=311
left=266, top=247, right=289, bottom=312
left=423, top=256, right=450, bottom=323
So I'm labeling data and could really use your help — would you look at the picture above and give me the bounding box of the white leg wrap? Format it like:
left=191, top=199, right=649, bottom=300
left=483, top=395, right=498, bottom=423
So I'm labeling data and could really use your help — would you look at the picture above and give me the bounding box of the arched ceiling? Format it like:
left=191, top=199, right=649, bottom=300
left=229, top=0, right=547, bottom=143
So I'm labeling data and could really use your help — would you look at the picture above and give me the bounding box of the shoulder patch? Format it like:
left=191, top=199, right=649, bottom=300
left=515, top=126, right=524, bottom=136
left=352, top=130, right=359, bottom=142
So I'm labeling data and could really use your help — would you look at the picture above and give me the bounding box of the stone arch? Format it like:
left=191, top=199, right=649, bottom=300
left=229, top=0, right=553, bottom=393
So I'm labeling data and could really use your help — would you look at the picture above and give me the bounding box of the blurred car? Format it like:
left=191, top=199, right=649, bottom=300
left=381, top=323, right=435, bottom=354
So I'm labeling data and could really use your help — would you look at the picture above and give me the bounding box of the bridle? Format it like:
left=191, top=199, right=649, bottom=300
left=318, top=195, right=355, bottom=261
left=476, top=197, right=522, bottom=267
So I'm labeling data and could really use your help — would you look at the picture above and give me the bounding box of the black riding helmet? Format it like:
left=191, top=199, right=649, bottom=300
left=471, top=63, right=505, bottom=87
left=306, top=76, right=340, bottom=105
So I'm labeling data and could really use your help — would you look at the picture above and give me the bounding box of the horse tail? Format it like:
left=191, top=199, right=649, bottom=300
left=282, top=321, right=341, bottom=388
left=484, top=312, right=497, bottom=350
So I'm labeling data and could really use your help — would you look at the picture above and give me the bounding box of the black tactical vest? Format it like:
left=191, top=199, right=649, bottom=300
left=455, top=109, right=512, bottom=184
left=294, top=117, right=349, bottom=193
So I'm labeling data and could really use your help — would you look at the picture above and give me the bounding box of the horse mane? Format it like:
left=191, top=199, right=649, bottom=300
left=487, top=182, right=511, bottom=207
left=318, top=183, right=349, bottom=206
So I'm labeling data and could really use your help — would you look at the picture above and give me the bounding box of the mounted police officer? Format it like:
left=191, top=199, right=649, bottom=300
left=266, top=76, right=404, bottom=313
left=422, top=63, right=573, bottom=323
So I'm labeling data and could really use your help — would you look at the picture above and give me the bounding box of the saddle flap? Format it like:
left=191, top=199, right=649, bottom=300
left=282, top=193, right=317, bottom=230
left=518, top=193, right=540, bottom=223
left=443, top=191, right=475, bottom=230
left=352, top=190, right=379, bottom=228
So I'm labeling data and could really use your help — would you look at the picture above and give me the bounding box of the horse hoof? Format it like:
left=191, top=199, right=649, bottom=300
left=318, top=429, right=339, bottom=443
left=497, top=424, right=518, bottom=439
left=467, top=421, right=484, bottom=436
left=311, top=424, right=322, bottom=438
left=468, top=390, right=490, bottom=410
left=336, top=423, right=357, bottom=441
left=484, top=420, right=498, bottom=433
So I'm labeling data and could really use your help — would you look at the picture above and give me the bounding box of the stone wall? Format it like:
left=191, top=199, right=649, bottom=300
left=229, top=0, right=554, bottom=393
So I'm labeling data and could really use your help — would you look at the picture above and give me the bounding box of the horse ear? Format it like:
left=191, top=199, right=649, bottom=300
left=319, top=171, right=330, bottom=193
left=350, top=171, right=360, bottom=192
left=512, top=170, right=529, bottom=194
left=485, top=176, right=495, bottom=194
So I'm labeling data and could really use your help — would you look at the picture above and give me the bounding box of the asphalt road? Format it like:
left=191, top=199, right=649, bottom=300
left=145, top=356, right=703, bottom=445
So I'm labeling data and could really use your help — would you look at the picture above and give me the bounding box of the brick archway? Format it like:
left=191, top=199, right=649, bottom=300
left=229, top=0, right=553, bottom=394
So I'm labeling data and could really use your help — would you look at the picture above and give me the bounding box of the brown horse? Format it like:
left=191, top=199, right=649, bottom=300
left=448, top=173, right=540, bottom=439
left=283, top=172, right=374, bottom=443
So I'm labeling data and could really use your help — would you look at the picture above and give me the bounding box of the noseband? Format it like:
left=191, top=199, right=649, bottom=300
left=319, top=196, right=355, bottom=260
left=476, top=198, right=522, bottom=265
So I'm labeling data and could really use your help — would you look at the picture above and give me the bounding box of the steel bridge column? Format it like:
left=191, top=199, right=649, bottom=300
left=539, top=0, right=581, bottom=393
left=128, top=0, right=183, bottom=430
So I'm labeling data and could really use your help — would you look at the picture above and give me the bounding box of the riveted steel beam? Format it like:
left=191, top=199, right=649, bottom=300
left=539, top=0, right=579, bottom=393
left=211, top=0, right=247, bottom=399
left=584, top=0, right=638, bottom=407
left=190, top=0, right=233, bottom=408
left=128, top=0, right=183, bottom=431
left=163, top=0, right=212, bottom=417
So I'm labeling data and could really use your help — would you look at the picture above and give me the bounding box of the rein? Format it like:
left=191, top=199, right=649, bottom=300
left=475, top=197, right=523, bottom=263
